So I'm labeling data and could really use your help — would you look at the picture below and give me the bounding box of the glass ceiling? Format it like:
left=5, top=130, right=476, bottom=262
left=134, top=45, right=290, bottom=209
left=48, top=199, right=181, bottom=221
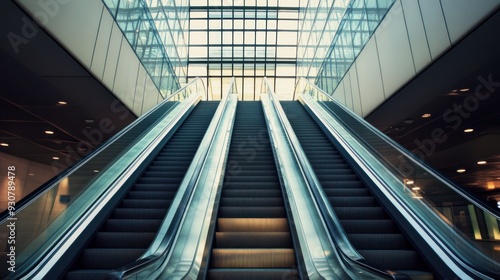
left=188, top=0, right=301, bottom=100
left=103, top=0, right=394, bottom=101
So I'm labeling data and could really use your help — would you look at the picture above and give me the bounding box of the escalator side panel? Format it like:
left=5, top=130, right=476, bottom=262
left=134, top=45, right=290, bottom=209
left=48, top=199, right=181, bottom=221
left=281, top=101, right=434, bottom=280
left=64, top=102, right=219, bottom=280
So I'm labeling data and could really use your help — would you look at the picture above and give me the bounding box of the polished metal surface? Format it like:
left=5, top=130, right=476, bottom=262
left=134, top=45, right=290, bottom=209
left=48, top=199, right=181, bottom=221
left=141, top=80, right=238, bottom=279
left=260, top=79, right=354, bottom=279
left=296, top=83, right=499, bottom=279
left=21, top=80, right=205, bottom=279
left=264, top=80, right=398, bottom=279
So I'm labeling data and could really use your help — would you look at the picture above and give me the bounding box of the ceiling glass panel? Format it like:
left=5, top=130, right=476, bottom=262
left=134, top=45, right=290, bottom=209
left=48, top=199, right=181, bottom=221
left=188, top=1, right=299, bottom=100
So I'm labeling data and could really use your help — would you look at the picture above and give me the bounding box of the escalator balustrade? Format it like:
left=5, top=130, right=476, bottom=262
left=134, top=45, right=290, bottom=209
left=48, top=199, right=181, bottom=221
left=281, top=101, right=434, bottom=280
left=64, top=101, right=219, bottom=280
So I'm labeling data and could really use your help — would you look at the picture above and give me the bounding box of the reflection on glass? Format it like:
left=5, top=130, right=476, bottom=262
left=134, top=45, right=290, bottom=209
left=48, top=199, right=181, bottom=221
left=0, top=79, right=205, bottom=278
left=103, top=0, right=189, bottom=98
left=297, top=0, right=395, bottom=97
left=295, top=78, right=500, bottom=277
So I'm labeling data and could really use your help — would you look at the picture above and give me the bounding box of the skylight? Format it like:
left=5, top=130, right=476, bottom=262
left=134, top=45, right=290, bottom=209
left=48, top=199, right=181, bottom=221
left=188, top=0, right=300, bottom=100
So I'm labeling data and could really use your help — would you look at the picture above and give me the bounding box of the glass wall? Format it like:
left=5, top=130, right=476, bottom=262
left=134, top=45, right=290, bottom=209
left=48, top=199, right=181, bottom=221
left=188, top=0, right=300, bottom=100
left=297, top=0, right=395, bottom=97
left=101, top=0, right=394, bottom=100
left=102, top=0, right=189, bottom=98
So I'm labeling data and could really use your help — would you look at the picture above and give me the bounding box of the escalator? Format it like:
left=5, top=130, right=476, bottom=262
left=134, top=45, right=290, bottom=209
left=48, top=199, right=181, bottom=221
left=67, top=100, right=180, bottom=188
left=205, top=101, right=299, bottom=279
left=64, top=101, right=219, bottom=280
left=281, top=101, right=434, bottom=280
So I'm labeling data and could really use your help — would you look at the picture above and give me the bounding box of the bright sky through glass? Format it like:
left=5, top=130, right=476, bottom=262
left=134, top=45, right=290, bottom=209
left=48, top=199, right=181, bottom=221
left=188, top=0, right=300, bottom=100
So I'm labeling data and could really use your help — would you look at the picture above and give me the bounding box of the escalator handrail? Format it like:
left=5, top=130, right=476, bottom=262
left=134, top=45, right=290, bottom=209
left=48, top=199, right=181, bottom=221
left=263, top=78, right=362, bottom=260
left=262, top=78, right=397, bottom=280
left=295, top=77, right=499, bottom=219
left=106, top=79, right=238, bottom=279
left=0, top=77, right=206, bottom=223
left=19, top=85, right=204, bottom=279
left=297, top=90, right=496, bottom=279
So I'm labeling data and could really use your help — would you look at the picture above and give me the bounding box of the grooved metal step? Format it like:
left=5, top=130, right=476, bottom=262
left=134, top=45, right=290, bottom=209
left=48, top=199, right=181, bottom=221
left=207, top=102, right=298, bottom=278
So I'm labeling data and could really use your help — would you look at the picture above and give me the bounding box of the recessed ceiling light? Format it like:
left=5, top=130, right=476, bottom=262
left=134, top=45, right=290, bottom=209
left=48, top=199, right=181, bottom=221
left=45, top=130, right=54, bottom=135
left=464, top=128, right=474, bottom=133
left=52, top=156, right=60, bottom=160
left=58, top=101, right=67, bottom=105
left=457, top=169, right=466, bottom=173
left=28, top=173, right=35, bottom=176
left=477, top=161, right=487, bottom=165
left=421, top=113, right=431, bottom=118
left=93, top=170, right=99, bottom=173
left=0, top=143, right=9, bottom=147
left=412, top=187, right=420, bottom=191
left=405, top=179, right=414, bottom=185
left=460, top=88, right=470, bottom=92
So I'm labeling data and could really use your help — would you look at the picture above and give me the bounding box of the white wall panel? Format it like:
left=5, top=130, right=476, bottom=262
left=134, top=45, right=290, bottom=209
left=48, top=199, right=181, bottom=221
left=102, top=24, right=122, bottom=93
left=16, top=0, right=103, bottom=69
left=355, top=38, right=385, bottom=117
left=343, top=72, right=353, bottom=110
left=441, top=0, right=499, bottom=43
left=376, top=0, right=415, bottom=98
left=133, top=67, right=147, bottom=116
left=401, top=0, right=432, bottom=73
left=419, top=0, right=451, bottom=60
left=114, top=38, right=139, bottom=108
left=14, top=0, right=164, bottom=116
left=349, top=64, right=363, bottom=116
left=91, top=7, right=113, bottom=80
left=333, top=81, right=346, bottom=105
left=142, top=76, right=160, bottom=115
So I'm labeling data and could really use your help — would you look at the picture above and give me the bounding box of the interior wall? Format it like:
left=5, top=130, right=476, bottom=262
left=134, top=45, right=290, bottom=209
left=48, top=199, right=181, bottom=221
left=331, top=0, right=499, bottom=117
left=0, top=151, right=61, bottom=211
left=13, top=0, right=164, bottom=116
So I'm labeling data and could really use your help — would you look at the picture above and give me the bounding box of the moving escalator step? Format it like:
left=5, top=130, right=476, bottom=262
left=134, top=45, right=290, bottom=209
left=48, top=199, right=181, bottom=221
left=64, top=101, right=219, bottom=280
left=206, top=102, right=298, bottom=279
left=281, top=101, right=434, bottom=278
left=215, top=232, right=292, bottom=248
left=210, top=248, right=296, bottom=268
left=207, top=268, right=299, bottom=280
left=76, top=249, right=144, bottom=269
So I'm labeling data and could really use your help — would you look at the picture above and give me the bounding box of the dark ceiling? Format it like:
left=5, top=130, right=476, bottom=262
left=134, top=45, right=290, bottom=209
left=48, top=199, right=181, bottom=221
left=0, top=1, right=498, bottom=209
left=366, top=10, right=500, bottom=207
